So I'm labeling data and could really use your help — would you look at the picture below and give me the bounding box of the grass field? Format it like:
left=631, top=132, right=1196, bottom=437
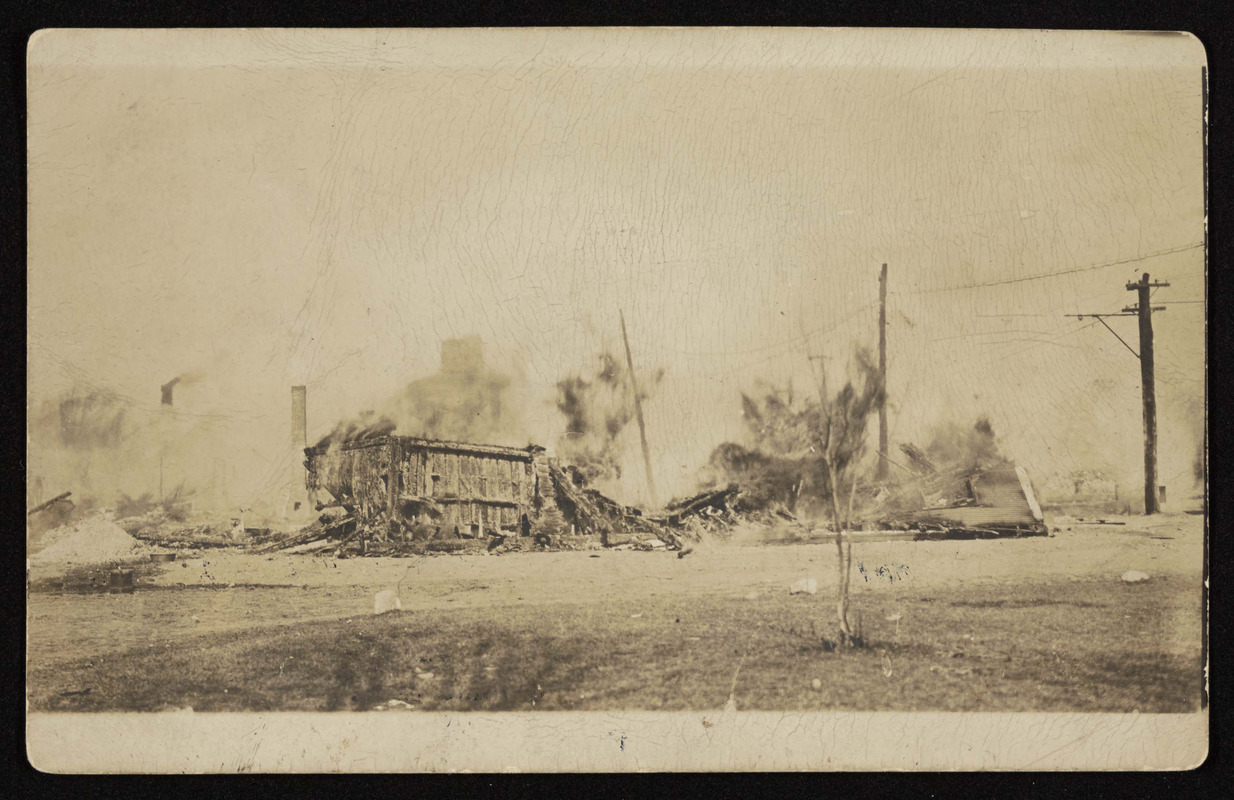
left=27, top=513, right=1205, bottom=714
left=28, top=573, right=1202, bottom=714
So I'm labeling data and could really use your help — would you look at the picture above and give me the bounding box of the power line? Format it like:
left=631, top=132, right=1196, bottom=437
left=672, top=300, right=877, bottom=359
left=897, top=242, right=1202, bottom=296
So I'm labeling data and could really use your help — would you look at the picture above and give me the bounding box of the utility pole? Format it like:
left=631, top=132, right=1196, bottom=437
left=1067, top=271, right=1169, bottom=515
left=1127, top=272, right=1170, bottom=514
left=159, top=377, right=178, bottom=502
left=620, top=310, right=658, bottom=507
left=876, top=263, right=889, bottom=481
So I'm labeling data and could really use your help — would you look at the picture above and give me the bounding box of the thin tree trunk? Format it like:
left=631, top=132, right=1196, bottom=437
left=823, top=458, right=852, bottom=641
left=841, top=475, right=860, bottom=639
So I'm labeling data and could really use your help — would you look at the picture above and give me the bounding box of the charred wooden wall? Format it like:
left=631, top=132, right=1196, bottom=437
left=305, top=436, right=545, bottom=532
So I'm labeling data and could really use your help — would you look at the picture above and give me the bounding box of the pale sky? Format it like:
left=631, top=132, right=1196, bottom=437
left=27, top=29, right=1206, bottom=507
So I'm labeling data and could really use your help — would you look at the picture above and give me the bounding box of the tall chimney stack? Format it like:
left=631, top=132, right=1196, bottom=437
left=291, top=385, right=307, bottom=450
left=286, top=385, right=309, bottom=517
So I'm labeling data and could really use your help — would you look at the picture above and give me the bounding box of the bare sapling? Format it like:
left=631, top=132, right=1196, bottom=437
left=813, top=348, right=884, bottom=647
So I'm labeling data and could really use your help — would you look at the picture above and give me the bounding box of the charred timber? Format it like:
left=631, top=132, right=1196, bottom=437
left=28, top=491, right=72, bottom=516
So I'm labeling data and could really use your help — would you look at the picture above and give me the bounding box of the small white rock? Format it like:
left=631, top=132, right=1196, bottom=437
left=1121, top=570, right=1151, bottom=583
left=811, top=679, right=822, bottom=691
left=374, top=589, right=402, bottom=614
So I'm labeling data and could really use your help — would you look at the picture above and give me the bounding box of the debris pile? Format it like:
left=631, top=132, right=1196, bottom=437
left=649, top=483, right=806, bottom=545
left=29, top=513, right=146, bottom=567
left=871, top=449, right=1048, bottom=538
left=116, top=509, right=267, bottom=549
left=544, top=463, right=667, bottom=544
left=538, top=470, right=804, bottom=551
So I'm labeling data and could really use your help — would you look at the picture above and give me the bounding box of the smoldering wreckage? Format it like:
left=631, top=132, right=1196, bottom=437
left=29, top=435, right=1046, bottom=567
left=28, top=338, right=1047, bottom=568
left=278, top=430, right=1046, bottom=558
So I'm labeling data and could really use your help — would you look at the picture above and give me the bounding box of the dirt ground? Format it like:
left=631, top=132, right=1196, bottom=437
left=27, top=512, right=1205, bottom=711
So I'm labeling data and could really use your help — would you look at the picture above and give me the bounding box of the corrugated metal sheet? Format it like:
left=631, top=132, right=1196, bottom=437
left=915, top=464, right=1046, bottom=533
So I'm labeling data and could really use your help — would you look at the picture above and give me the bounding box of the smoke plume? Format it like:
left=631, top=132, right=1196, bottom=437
left=555, top=350, right=664, bottom=485
left=26, top=373, right=249, bottom=519
left=923, top=415, right=1008, bottom=472
left=315, top=336, right=527, bottom=448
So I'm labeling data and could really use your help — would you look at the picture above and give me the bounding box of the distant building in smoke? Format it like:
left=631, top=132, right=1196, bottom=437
left=440, top=335, right=485, bottom=375
left=388, top=336, right=517, bottom=444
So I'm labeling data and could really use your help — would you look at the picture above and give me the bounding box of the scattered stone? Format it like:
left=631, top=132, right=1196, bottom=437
left=811, top=679, right=822, bottom=691
left=1121, top=570, right=1151, bottom=583
left=374, top=589, right=403, bottom=614
left=789, top=578, right=818, bottom=595
left=374, top=699, right=415, bottom=711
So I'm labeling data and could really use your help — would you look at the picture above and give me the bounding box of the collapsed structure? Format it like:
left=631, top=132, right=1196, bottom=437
left=875, top=452, right=1048, bottom=538
left=298, top=433, right=673, bottom=553
left=305, top=435, right=546, bottom=536
left=293, top=427, right=1048, bottom=555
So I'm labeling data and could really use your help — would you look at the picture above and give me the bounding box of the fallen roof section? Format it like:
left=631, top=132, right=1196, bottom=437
left=882, top=463, right=1048, bottom=537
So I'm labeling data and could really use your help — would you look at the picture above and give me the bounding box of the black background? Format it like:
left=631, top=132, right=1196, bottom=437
left=3, top=1, right=1227, bottom=796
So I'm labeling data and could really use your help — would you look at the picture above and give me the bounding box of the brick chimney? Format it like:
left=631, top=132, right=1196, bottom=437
left=286, top=385, right=310, bottom=516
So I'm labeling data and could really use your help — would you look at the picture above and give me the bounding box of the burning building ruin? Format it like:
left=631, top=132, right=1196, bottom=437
left=300, top=430, right=677, bottom=552
left=304, top=435, right=548, bottom=536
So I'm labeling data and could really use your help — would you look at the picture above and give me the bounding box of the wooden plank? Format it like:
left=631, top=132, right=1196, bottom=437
left=387, top=439, right=400, bottom=519
left=28, top=491, right=71, bottom=516
left=428, top=451, right=441, bottom=497
left=458, top=455, right=472, bottom=498
left=446, top=453, right=459, bottom=497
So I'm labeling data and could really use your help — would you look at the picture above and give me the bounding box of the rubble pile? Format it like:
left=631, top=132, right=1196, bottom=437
left=29, top=513, right=146, bottom=567
left=656, top=484, right=805, bottom=539
left=544, top=463, right=667, bottom=544
left=868, top=444, right=1049, bottom=538
left=117, top=510, right=266, bottom=549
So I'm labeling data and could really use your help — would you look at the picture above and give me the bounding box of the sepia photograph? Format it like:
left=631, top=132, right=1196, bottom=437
left=25, top=28, right=1206, bottom=772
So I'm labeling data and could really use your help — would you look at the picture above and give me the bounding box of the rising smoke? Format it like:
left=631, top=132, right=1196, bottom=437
left=922, top=415, right=1008, bottom=472
left=315, top=336, right=528, bottom=448
left=26, top=373, right=245, bottom=519
left=555, top=350, right=664, bottom=485
left=44, top=389, right=129, bottom=450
